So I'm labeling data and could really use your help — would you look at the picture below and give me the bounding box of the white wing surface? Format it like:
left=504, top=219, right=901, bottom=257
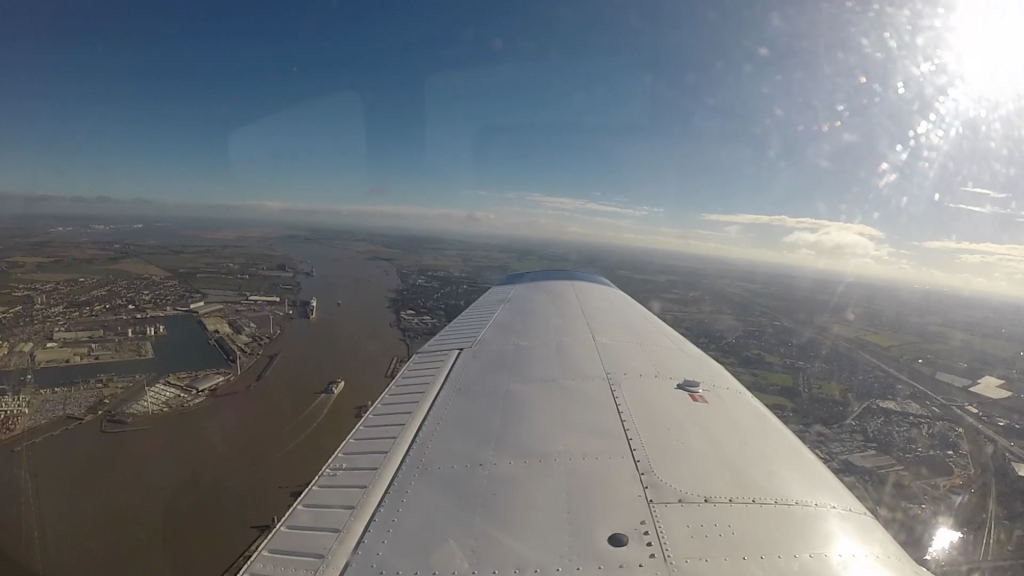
left=241, top=271, right=932, bottom=576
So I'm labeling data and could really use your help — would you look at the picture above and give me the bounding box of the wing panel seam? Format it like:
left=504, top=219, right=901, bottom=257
left=567, top=280, right=671, bottom=571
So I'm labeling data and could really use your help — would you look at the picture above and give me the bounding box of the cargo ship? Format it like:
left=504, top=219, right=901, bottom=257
left=307, top=297, right=317, bottom=319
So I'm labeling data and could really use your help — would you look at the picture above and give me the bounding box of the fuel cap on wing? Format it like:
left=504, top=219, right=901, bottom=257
left=676, top=379, right=702, bottom=393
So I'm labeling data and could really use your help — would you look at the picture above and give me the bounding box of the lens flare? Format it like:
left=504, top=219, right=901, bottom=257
left=949, top=0, right=1024, bottom=101
left=925, top=527, right=963, bottom=559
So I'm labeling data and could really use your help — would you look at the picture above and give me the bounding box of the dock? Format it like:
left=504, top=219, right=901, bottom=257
left=384, top=356, right=403, bottom=378
left=256, top=351, right=282, bottom=383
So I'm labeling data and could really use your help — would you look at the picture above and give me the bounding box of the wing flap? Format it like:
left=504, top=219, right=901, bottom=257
left=239, top=350, right=459, bottom=576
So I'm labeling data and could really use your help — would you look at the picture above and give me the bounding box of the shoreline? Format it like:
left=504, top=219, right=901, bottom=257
left=0, top=242, right=407, bottom=576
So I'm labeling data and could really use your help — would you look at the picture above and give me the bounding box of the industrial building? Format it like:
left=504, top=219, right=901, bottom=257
left=247, top=295, right=281, bottom=303
left=201, top=316, right=232, bottom=334
left=33, top=347, right=75, bottom=365
left=844, top=450, right=903, bottom=473
left=969, top=375, right=1013, bottom=400
left=1013, top=462, right=1024, bottom=477
left=214, top=335, right=239, bottom=363
left=53, top=329, right=103, bottom=341
left=190, top=303, right=224, bottom=315
left=185, top=374, right=226, bottom=392
left=936, top=371, right=971, bottom=388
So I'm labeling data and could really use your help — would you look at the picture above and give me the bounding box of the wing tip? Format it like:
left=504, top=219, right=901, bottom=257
left=497, top=269, right=617, bottom=289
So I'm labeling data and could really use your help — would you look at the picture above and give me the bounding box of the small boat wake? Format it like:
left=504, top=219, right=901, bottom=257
left=276, top=392, right=338, bottom=457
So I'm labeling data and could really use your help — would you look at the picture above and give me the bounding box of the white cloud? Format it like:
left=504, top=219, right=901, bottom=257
left=782, top=228, right=885, bottom=257
left=920, top=240, right=1024, bottom=258
left=956, top=253, right=1024, bottom=269
left=680, top=228, right=742, bottom=238
left=700, top=213, right=885, bottom=238
left=961, top=187, right=1009, bottom=198
left=520, top=193, right=651, bottom=216
left=947, top=203, right=996, bottom=213
left=946, top=203, right=1013, bottom=214
left=920, top=240, right=1024, bottom=276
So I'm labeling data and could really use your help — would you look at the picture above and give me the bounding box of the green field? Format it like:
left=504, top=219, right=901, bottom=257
left=752, top=369, right=794, bottom=387
left=830, top=323, right=871, bottom=338
left=813, top=381, right=845, bottom=398
left=758, top=352, right=781, bottom=363
left=929, top=326, right=1022, bottom=357
left=753, top=392, right=794, bottom=408
left=857, top=332, right=915, bottom=348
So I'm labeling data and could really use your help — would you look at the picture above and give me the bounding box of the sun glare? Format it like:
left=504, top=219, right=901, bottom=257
left=925, top=527, right=963, bottom=559
left=950, top=0, right=1024, bottom=101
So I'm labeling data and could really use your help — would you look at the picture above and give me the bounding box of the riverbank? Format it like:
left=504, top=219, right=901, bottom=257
left=0, top=243, right=406, bottom=576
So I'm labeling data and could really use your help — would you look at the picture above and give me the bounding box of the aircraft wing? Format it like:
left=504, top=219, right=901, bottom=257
left=241, top=270, right=932, bottom=576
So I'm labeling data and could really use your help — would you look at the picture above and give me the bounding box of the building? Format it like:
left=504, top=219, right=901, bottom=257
left=191, top=303, right=224, bottom=315
left=936, top=372, right=972, bottom=388
left=53, top=329, right=103, bottom=341
left=844, top=451, right=903, bottom=473
left=214, top=335, right=239, bottom=363
left=201, top=316, right=232, bottom=334
left=185, top=374, right=226, bottom=392
left=1010, top=462, right=1024, bottom=477
left=33, top=347, right=74, bottom=365
left=969, top=375, right=1012, bottom=400
left=247, top=295, right=281, bottom=303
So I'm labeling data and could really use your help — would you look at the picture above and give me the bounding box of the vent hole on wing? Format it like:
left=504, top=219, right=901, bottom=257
left=607, top=533, right=629, bottom=548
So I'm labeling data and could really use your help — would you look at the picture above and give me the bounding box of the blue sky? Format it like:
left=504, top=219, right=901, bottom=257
left=7, top=0, right=1024, bottom=294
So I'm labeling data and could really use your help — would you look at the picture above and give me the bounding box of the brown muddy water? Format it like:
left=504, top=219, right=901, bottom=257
left=0, top=243, right=406, bottom=576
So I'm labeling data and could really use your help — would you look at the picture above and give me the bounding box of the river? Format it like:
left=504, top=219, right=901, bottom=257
left=0, top=242, right=406, bottom=576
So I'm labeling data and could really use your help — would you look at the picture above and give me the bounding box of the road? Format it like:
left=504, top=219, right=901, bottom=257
left=933, top=558, right=1024, bottom=573
left=977, top=444, right=998, bottom=562
left=839, top=340, right=1024, bottom=463
left=835, top=340, right=1013, bottom=562
left=724, top=285, right=1024, bottom=462
left=722, top=288, right=1019, bottom=563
